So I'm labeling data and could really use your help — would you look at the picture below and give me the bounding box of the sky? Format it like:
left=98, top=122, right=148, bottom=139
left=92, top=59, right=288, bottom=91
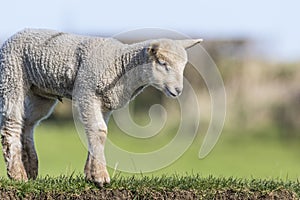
left=0, top=0, right=299, bottom=61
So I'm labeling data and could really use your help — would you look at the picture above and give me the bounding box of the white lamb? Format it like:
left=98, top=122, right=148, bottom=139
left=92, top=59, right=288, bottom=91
left=0, top=29, right=201, bottom=186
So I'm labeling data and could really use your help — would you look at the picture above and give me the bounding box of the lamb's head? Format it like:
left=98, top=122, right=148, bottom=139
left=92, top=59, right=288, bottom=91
left=147, top=39, right=202, bottom=98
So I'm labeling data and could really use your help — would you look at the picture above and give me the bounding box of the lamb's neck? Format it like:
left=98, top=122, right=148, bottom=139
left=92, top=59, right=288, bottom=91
left=115, top=42, right=150, bottom=74
left=114, top=42, right=153, bottom=98
left=99, top=42, right=152, bottom=110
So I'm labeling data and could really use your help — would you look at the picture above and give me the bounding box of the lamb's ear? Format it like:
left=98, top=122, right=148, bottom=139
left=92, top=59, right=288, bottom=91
left=176, top=39, right=203, bottom=49
left=147, top=42, right=159, bottom=57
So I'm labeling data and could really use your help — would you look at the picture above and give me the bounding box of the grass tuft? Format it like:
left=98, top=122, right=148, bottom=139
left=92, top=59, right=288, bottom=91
left=0, top=174, right=298, bottom=199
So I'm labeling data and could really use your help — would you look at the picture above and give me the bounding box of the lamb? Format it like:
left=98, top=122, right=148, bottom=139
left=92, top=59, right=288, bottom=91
left=0, top=29, right=202, bottom=186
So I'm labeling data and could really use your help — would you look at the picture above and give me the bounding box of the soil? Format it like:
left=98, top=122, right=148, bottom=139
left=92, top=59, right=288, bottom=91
left=0, top=188, right=297, bottom=200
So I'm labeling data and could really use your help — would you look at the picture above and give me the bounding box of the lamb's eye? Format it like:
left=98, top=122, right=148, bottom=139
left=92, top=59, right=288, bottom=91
left=158, top=59, right=169, bottom=71
left=158, top=59, right=167, bottom=66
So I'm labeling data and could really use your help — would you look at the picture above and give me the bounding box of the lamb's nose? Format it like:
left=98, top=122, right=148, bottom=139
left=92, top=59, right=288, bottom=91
left=175, top=87, right=182, bottom=95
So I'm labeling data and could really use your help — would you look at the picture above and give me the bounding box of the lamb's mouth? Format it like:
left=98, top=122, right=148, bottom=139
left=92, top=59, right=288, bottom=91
left=164, top=86, right=177, bottom=98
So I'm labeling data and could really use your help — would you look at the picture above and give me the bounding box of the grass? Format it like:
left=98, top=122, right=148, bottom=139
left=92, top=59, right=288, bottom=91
left=0, top=121, right=299, bottom=198
left=0, top=175, right=298, bottom=199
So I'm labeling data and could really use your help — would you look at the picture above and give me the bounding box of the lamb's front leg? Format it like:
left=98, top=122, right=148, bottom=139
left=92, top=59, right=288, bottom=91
left=79, top=101, right=110, bottom=187
left=84, top=125, right=110, bottom=187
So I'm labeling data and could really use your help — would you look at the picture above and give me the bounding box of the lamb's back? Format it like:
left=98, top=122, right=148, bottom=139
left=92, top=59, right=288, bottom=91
left=22, top=29, right=88, bottom=96
left=2, top=29, right=114, bottom=98
left=1, top=29, right=124, bottom=99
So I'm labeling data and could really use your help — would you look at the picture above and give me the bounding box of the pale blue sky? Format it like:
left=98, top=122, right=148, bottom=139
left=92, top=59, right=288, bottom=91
left=0, top=0, right=299, bottom=61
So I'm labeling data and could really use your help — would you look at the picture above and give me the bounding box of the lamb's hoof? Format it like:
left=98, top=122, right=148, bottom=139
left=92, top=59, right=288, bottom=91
left=94, top=180, right=109, bottom=188
left=8, top=168, right=28, bottom=181
left=86, top=170, right=110, bottom=188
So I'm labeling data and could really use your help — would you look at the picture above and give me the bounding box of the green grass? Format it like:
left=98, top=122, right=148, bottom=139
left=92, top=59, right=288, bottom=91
left=0, top=121, right=299, bottom=198
left=0, top=175, right=298, bottom=199
left=0, top=121, right=299, bottom=181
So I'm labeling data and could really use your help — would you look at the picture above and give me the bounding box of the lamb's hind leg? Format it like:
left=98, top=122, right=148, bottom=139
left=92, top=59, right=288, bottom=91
left=22, top=94, right=58, bottom=179
left=1, top=94, right=27, bottom=180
